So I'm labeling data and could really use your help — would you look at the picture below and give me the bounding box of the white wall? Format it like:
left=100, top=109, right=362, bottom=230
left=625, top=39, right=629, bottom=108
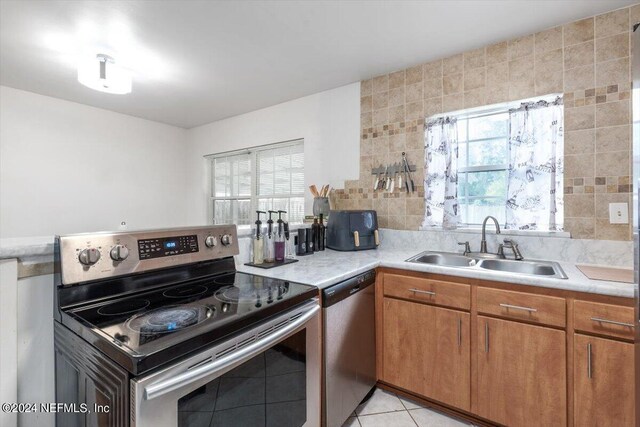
left=1, top=83, right=360, bottom=236
left=184, top=83, right=361, bottom=225
left=0, top=86, right=189, bottom=238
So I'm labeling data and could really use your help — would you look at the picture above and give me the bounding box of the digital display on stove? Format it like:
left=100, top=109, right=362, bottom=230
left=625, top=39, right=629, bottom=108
left=138, top=235, right=199, bottom=260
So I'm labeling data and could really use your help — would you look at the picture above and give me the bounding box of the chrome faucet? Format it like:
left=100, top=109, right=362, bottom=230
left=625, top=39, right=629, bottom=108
left=480, top=216, right=501, bottom=254
left=457, top=241, right=471, bottom=256
left=500, top=238, right=524, bottom=260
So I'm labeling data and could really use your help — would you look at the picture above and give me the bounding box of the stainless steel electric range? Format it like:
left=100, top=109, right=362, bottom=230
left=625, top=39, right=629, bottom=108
left=53, top=225, right=321, bottom=427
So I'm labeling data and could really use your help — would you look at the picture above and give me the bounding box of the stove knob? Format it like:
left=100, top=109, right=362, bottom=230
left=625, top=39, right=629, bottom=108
left=78, top=248, right=101, bottom=266
left=221, top=234, right=232, bottom=246
left=110, top=245, right=129, bottom=261
left=205, top=235, right=217, bottom=248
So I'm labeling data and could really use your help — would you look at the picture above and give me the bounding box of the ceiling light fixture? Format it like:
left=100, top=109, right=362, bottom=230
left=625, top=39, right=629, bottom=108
left=77, top=54, right=132, bottom=94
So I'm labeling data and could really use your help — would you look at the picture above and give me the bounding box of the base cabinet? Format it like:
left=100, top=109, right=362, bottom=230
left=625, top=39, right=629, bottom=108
left=573, top=334, right=635, bottom=427
left=382, top=297, right=470, bottom=411
left=476, top=316, right=567, bottom=426
left=378, top=271, right=634, bottom=427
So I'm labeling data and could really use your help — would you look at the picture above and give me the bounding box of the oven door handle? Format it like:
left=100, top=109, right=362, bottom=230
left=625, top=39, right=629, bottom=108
left=144, top=303, right=320, bottom=400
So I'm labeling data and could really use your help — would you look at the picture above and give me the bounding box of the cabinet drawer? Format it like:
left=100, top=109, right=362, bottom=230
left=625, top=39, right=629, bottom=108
left=574, top=300, right=635, bottom=340
left=383, top=274, right=470, bottom=310
left=476, top=287, right=566, bottom=328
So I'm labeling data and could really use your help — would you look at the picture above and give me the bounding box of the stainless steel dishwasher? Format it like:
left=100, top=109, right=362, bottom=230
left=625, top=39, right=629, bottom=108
left=322, top=269, right=376, bottom=427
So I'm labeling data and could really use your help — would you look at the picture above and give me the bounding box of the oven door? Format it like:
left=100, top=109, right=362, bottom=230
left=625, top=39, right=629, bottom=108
left=131, top=300, right=321, bottom=427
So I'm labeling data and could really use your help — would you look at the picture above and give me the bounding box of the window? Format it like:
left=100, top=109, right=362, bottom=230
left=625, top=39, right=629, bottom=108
left=456, top=111, right=509, bottom=225
left=208, top=140, right=304, bottom=225
left=424, top=95, right=563, bottom=231
left=210, top=152, right=252, bottom=225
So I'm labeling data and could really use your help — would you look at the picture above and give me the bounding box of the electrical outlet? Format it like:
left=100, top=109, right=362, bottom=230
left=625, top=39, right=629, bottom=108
left=608, top=203, right=629, bottom=224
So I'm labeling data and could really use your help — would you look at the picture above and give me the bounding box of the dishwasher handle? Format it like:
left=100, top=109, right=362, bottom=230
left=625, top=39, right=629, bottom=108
left=322, top=270, right=376, bottom=307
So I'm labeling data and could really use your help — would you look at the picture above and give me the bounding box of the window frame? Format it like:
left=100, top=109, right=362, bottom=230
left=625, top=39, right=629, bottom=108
left=456, top=110, right=510, bottom=226
left=206, top=139, right=305, bottom=226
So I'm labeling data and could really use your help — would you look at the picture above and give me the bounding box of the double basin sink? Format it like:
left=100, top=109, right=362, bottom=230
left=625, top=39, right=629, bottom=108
left=406, top=251, right=568, bottom=279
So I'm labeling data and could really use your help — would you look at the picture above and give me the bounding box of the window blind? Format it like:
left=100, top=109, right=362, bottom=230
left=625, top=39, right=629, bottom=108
left=208, top=140, right=305, bottom=225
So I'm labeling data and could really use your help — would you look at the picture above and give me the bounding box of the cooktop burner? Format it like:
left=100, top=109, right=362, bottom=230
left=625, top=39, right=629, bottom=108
left=212, top=275, right=238, bottom=286
left=214, top=283, right=289, bottom=305
left=163, top=284, right=208, bottom=299
left=97, top=299, right=151, bottom=316
left=126, top=305, right=213, bottom=335
left=66, top=272, right=317, bottom=369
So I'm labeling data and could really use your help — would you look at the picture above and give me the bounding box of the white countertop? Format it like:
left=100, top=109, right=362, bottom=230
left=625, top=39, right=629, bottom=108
left=236, top=249, right=635, bottom=299
left=2, top=233, right=634, bottom=298
left=0, top=236, right=54, bottom=260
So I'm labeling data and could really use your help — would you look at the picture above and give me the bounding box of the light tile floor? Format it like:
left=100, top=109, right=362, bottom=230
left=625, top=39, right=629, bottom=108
left=341, top=388, right=473, bottom=427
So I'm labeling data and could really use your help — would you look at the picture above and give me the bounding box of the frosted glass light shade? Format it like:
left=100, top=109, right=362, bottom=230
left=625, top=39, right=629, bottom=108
left=77, top=54, right=132, bottom=94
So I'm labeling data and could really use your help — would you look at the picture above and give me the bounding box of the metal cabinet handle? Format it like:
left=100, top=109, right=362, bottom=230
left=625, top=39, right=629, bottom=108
left=457, top=318, right=462, bottom=347
left=587, top=343, right=592, bottom=379
left=499, top=303, right=537, bottom=313
left=484, top=322, right=489, bottom=353
left=590, top=317, right=635, bottom=328
left=408, top=288, right=436, bottom=296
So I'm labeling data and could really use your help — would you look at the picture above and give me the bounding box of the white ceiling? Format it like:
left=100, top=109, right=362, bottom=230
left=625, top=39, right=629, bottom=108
left=1, top=0, right=635, bottom=129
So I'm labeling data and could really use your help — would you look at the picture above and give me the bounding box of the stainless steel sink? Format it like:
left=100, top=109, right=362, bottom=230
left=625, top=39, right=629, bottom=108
left=407, top=252, right=477, bottom=267
left=477, top=259, right=567, bottom=279
left=406, top=251, right=567, bottom=279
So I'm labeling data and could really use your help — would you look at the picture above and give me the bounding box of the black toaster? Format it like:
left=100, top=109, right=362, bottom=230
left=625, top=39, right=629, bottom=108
left=326, top=210, right=379, bottom=251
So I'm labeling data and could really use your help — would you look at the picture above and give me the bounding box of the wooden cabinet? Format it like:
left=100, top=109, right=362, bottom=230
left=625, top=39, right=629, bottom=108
left=382, top=297, right=470, bottom=411
left=573, top=300, right=635, bottom=340
left=476, top=287, right=566, bottom=327
left=383, top=274, right=470, bottom=310
left=476, top=316, right=566, bottom=427
left=377, top=270, right=634, bottom=427
left=573, top=334, right=635, bottom=426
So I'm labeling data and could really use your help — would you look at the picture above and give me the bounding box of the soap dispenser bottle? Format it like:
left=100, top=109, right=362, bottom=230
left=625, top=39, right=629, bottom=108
left=252, top=211, right=266, bottom=265
left=265, top=210, right=276, bottom=263
left=275, top=210, right=287, bottom=262
left=283, top=214, right=294, bottom=259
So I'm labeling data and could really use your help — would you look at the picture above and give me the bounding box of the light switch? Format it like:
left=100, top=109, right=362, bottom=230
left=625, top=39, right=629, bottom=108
left=609, top=203, right=629, bottom=224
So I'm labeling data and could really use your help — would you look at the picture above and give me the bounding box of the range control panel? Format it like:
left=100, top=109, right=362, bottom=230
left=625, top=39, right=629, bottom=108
left=56, top=225, right=238, bottom=285
left=137, top=235, right=199, bottom=260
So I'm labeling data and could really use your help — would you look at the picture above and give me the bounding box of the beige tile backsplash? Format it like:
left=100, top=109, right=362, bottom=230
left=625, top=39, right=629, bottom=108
left=332, top=4, right=638, bottom=241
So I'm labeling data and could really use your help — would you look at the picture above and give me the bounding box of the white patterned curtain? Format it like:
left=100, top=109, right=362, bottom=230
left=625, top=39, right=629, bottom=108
left=506, top=98, right=564, bottom=231
left=423, top=117, right=459, bottom=229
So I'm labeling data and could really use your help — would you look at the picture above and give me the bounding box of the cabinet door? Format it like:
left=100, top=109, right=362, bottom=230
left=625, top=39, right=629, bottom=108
left=382, top=297, right=470, bottom=411
left=574, top=334, right=634, bottom=426
left=477, top=316, right=566, bottom=426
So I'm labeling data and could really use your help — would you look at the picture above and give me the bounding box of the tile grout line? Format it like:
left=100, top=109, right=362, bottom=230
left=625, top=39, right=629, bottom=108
left=405, top=406, right=420, bottom=427
left=353, top=388, right=476, bottom=426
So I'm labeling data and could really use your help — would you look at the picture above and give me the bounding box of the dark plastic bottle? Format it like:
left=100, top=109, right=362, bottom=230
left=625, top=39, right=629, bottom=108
left=318, top=214, right=326, bottom=251
left=311, top=218, right=320, bottom=252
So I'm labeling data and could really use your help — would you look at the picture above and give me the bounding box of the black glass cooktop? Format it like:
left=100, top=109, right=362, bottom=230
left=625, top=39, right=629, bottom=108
left=65, top=272, right=317, bottom=373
